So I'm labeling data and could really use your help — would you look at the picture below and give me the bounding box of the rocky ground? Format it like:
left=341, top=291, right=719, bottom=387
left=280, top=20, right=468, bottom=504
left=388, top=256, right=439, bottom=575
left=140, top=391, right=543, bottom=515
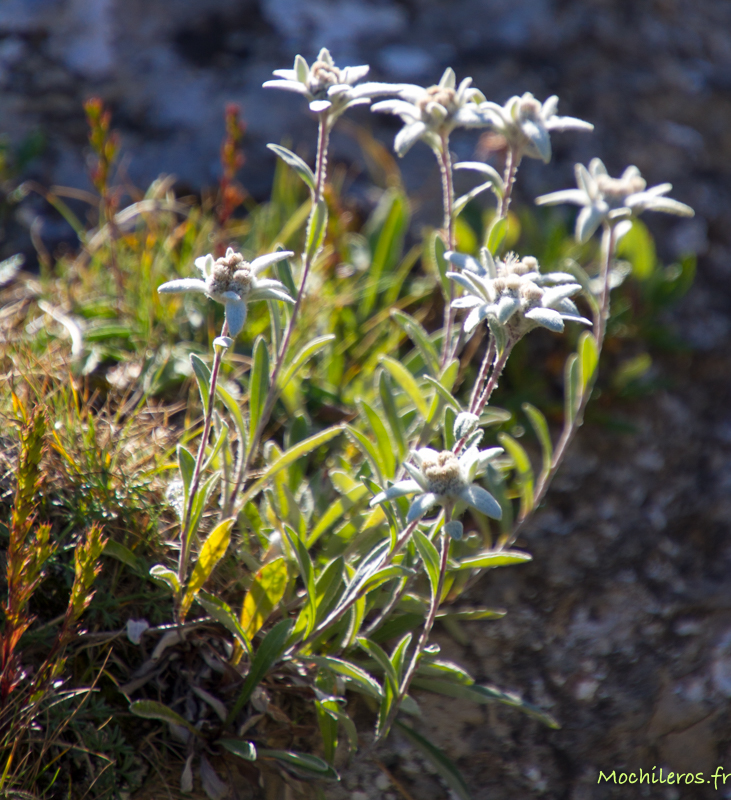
left=1, top=0, right=730, bottom=798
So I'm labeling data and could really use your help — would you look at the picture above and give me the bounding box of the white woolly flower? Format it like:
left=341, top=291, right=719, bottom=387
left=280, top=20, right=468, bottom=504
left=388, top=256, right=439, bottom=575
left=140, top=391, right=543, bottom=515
left=480, top=93, right=593, bottom=163
left=370, top=447, right=503, bottom=527
left=158, top=248, right=294, bottom=337
left=446, top=248, right=590, bottom=337
left=535, top=158, right=695, bottom=243
left=371, top=67, right=489, bottom=157
left=263, top=47, right=395, bottom=118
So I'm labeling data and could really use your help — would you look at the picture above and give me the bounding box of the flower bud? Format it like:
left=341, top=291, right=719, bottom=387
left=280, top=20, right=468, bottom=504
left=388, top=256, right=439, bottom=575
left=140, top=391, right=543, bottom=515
left=454, top=411, right=480, bottom=440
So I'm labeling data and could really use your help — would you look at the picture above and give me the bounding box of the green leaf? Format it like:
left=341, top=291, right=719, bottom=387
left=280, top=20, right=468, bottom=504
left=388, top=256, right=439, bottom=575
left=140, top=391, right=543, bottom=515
left=379, top=371, right=407, bottom=461
left=390, top=310, right=440, bottom=376
left=216, top=383, right=247, bottom=454
left=228, top=619, right=293, bottom=724
left=486, top=215, right=507, bottom=255
left=359, top=399, right=396, bottom=479
left=240, top=426, right=344, bottom=508
left=278, top=334, right=335, bottom=392
left=412, top=529, right=441, bottom=601
left=307, top=485, right=368, bottom=547
left=180, top=517, right=234, bottom=618
left=303, top=655, right=383, bottom=699
left=427, top=231, right=451, bottom=299
left=522, top=403, right=552, bottom=479
left=103, top=540, right=144, bottom=573
left=344, top=424, right=386, bottom=484
left=149, top=564, right=180, bottom=593
left=248, top=337, right=270, bottom=442
left=578, top=331, right=598, bottom=395
left=616, top=218, right=655, bottom=280
left=564, top=352, right=579, bottom=426
left=391, top=633, right=412, bottom=683
left=219, top=739, right=257, bottom=761
left=361, top=565, right=411, bottom=595
left=187, top=471, right=220, bottom=547
left=239, top=556, right=289, bottom=639
left=130, top=700, right=202, bottom=737
left=480, top=407, right=512, bottom=427
left=267, top=144, right=316, bottom=195
left=411, top=679, right=559, bottom=729
left=177, top=445, right=196, bottom=501
left=498, top=433, right=534, bottom=518
left=426, top=358, right=460, bottom=426
left=395, top=721, right=471, bottom=800
left=453, top=550, right=532, bottom=570
left=197, top=591, right=252, bottom=656
left=320, top=705, right=359, bottom=752
left=416, top=659, right=474, bottom=684
left=305, top=198, right=328, bottom=261
left=423, top=375, right=461, bottom=412
left=436, top=608, right=506, bottom=621
left=357, top=637, right=398, bottom=691
left=190, top=354, right=212, bottom=416
left=379, top=356, right=428, bottom=418
left=257, top=749, right=339, bottom=781
left=282, top=525, right=316, bottom=638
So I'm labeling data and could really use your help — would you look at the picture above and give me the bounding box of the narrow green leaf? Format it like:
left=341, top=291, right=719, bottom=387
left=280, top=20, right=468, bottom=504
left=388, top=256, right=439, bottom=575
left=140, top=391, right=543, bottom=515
left=391, top=633, right=413, bottom=683
left=187, top=472, right=220, bottom=547
left=390, top=310, right=440, bottom=376
left=197, top=591, right=252, bottom=656
left=190, top=354, right=211, bottom=416
left=453, top=550, right=532, bottom=570
left=239, top=556, right=289, bottom=639
left=564, top=352, right=579, bottom=426
left=278, top=334, right=335, bottom=392
left=344, top=424, right=385, bottom=483
left=486, top=216, right=507, bottom=255
left=411, top=679, right=559, bottom=729
left=321, top=705, right=359, bottom=752
left=249, top=337, right=270, bottom=443
left=314, top=557, right=345, bottom=621
left=357, top=637, right=398, bottom=691
left=239, top=426, right=344, bottom=507
left=216, top=383, right=247, bottom=454
left=426, top=358, right=460, bottom=426
left=130, top=700, right=202, bottom=737
left=149, top=565, right=180, bottom=593
left=181, top=517, right=234, bottom=618
left=307, top=485, right=368, bottom=547
left=498, top=433, right=535, bottom=518
left=379, top=356, right=428, bottom=418
left=423, top=375, right=461, bottom=412
left=282, top=525, right=317, bottom=638
left=257, top=749, right=339, bottom=780
left=578, top=331, right=598, bottom=395
left=616, top=217, right=656, bottom=280
left=219, top=739, right=257, bottom=761
left=436, top=608, right=506, bottom=621
left=228, top=619, right=293, bottom=723
left=303, top=655, right=383, bottom=699
left=103, top=540, right=143, bottom=573
left=416, top=659, right=474, bottom=684
left=412, top=529, right=441, bottom=601
left=429, top=231, right=451, bottom=299
left=361, top=565, right=410, bottom=595
left=359, top=399, right=397, bottom=479
left=305, top=198, right=328, bottom=261
left=522, top=403, right=553, bottom=478
left=379, top=371, right=407, bottom=461
left=395, top=721, right=471, bottom=800
left=177, top=445, right=195, bottom=500
left=267, top=144, right=316, bottom=195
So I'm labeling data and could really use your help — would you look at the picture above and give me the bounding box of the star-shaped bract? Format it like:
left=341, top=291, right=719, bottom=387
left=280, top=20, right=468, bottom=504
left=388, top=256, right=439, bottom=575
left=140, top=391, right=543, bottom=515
left=158, top=248, right=294, bottom=337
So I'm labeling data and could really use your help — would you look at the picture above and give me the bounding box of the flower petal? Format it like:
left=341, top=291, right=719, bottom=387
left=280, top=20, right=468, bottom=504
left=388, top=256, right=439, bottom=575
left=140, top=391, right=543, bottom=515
left=403, top=461, right=429, bottom=490
left=195, top=254, right=214, bottom=277
left=394, top=121, right=427, bottom=157
left=406, top=492, right=439, bottom=523
left=250, top=250, right=295, bottom=275
left=452, top=295, right=483, bottom=309
left=464, top=304, right=490, bottom=333
left=575, top=205, right=605, bottom=243
left=309, top=99, right=332, bottom=113
left=535, top=189, right=588, bottom=208
left=459, top=484, right=502, bottom=519
left=370, top=479, right=422, bottom=507
left=524, top=307, right=564, bottom=332
left=224, top=298, right=248, bottom=337
left=263, top=80, right=311, bottom=95
left=158, top=278, right=207, bottom=294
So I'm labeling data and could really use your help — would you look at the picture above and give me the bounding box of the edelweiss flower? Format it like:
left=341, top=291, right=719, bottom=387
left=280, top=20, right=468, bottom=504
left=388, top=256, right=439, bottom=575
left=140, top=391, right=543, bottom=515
left=371, top=68, right=489, bottom=157
left=263, top=48, right=394, bottom=118
left=158, top=248, right=294, bottom=337
left=480, top=93, right=593, bottom=163
left=370, top=447, right=503, bottom=528
left=535, top=158, right=695, bottom=243
left=446, top=249, right=590, bottom=336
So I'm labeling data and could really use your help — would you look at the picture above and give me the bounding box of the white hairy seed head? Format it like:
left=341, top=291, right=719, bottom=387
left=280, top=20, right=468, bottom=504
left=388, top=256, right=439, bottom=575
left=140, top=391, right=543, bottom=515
left=205, top=250, right=253, bottom=299
left=595, top=173, right=647, bottom=203
left=518, top=95, right=542, bottom=120
left=308, top=60, right=342, bottom=96
left=418, top=86, right=458, bottom=120
left=520, top=281, right=544, bottom=304
left=421, top=450, right=465, bottom=496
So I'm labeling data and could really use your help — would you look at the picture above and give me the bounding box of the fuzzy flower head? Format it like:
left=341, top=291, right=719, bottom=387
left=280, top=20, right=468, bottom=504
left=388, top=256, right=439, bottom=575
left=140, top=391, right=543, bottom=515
left=536, top=158, right=695, bottom=243
left=480, top=93, right=593, bottom=164
left=158, top=248, right=294, bottom=337
left=370, top=446, right=503, bottom=529
left=263, top=48, right=394, bottom=119
left=371, top=68, right=489, bottom=157
left=447, top=248, right=590, bottom=340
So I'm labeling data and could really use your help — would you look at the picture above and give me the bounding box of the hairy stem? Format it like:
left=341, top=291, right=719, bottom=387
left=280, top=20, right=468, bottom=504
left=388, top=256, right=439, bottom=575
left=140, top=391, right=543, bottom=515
left=438, top=135, right=456, bottom=368
left=468, top=335, right=495, bottom=412
left=498, top=148, right=520, bottom=220
left=508, top=223, right=616, bottom=542
left=381, top=527, right=450, bottom=739
left=234, top=113, right=331, bottom=499
left=177, top=320, right=229, bottom=621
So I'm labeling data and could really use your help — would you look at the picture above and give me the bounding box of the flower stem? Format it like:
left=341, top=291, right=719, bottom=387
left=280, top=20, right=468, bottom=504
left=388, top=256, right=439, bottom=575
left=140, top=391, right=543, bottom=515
left=380, top=527, right=450, bottom=740
left=508, top=223, right=616, bottom=541
left=176, top=320, right=228, bottom=622
left=234, top=113, right=331, bottom=498
left=438, top=134, right=456, bottom=368
left=498, top=147, right=520, bottom=220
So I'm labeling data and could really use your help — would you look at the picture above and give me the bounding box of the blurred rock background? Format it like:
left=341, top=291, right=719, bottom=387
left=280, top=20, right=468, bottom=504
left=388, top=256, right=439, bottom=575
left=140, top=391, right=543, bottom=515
left=1, top=0, right=730, bottom=797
